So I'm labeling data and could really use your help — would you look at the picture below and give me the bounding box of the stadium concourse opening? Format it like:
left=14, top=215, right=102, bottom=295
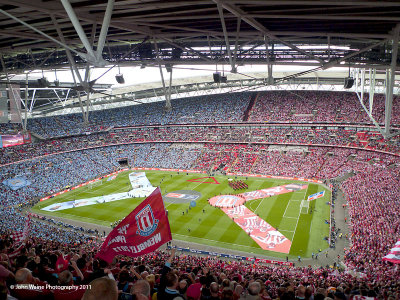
left=118, top=157, right=129, bottom=168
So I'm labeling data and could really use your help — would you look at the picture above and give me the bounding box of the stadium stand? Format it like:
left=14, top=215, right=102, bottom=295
left=1, top=91, right=399, bottom=299
left=8, top=91, right=399, bottom=140
left=26, top=93, right=251, bottom=139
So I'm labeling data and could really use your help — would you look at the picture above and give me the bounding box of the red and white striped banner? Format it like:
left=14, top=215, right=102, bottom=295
left=382, top=239, right=400, bottom=264
left=11, top=214, right=31, bottom=245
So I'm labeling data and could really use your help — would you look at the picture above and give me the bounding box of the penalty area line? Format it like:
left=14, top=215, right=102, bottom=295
left=290, top=185, right=310, bottom=240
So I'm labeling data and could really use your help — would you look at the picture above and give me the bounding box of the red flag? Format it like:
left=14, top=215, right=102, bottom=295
left=96, top=187, right=172, bottom=263
left=55, top=255, right=70, bottom=273
left=8, top=244, right=25, bottom=259
left=11, top=214, right=31, bottom=245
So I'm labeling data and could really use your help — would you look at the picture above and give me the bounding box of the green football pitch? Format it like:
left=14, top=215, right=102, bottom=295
left=32, top=170, right=331, bottom=259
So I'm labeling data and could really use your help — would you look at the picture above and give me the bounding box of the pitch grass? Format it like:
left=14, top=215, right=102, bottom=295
left=32, top=170, right=331, bottom=259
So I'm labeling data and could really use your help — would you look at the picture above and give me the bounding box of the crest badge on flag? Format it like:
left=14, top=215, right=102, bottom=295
left=136, top=205, right=159, bottom=236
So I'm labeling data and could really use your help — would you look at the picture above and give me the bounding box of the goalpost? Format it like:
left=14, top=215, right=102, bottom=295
left=300, top=200, right=310, bottom=214
left=88, top=179, right=102, bottom=190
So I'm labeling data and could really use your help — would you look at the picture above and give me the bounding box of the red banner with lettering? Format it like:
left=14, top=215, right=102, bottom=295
left=96, top=187, right=172, bottom=263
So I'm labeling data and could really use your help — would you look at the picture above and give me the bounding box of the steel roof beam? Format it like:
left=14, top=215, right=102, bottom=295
left=247, top=14, right=400, bottom=22
left=216, top=2, right=235, bottom=72
left=95, top=0, right=114, bottom=61
left=224, top=1, right=400, bottom=7
left=212, top=0, right=326, bottom=65
left=0, top=8, right=83, bottom=57
left=60, top=0, right=105, bottom=66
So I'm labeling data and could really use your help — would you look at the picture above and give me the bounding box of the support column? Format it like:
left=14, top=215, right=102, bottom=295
left=384, top=25, right=400, bottom=137
left=52, top=15, right=88, bottom=124
left=153, top=38, right=171, bottom=111
left=167, top=67, right=173, bottom=111
left=23, top=73, right=28, bottom=132
left=353, top=67, right=390, bottom=136
left=96, top=0, right=115, bottom=61
left=369, top=68, right=376, bottom=114
left=232, top=17, right=241, bottom=73
left=60, top=0, right=112, bottom=66
left=60, top=0, right=96, bottom=58
left=264, top=36, right=273, bottom=84
left=1, top=55, right=27, bottom=129
left=217, top=2, right=235, bottom=73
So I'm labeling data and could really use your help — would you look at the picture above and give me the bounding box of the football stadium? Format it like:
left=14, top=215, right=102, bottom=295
left=0, top=1, right=399, bottom=300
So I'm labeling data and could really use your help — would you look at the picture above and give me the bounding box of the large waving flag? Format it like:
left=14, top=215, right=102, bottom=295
left=96, top=187, right=172, bottom=263
left=11, top=214, right=31, bottom=245
left=9, top=214, right=31, bottom=259
left=383, top=239, right=400, bottom=264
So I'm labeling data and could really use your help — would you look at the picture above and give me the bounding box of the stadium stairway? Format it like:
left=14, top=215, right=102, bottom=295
left=248, top=154, right=259, bottom=174
left=242, top=92, right=258, bottom=121
left=190, top=149, right=205, bottom=170
left=229, top=155, right=240, bottom=173
left=30, top=131, right=46, bottom=140
left=312, top=150, right=329, bottom=178
left=329, top=159, right=348, bottom=178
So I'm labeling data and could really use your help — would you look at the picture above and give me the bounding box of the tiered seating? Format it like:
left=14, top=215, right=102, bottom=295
left=0, top=91, right=399, bottom=300
left=249, top=91, right=400, bottom=124
left=27, top=93, right=251, bottom=138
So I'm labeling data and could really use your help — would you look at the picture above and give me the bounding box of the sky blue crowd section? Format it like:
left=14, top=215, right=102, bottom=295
left=25, top=93, right=251, bottom=138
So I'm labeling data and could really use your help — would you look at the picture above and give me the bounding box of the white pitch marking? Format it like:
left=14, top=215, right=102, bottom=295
left=291, top=185, right=310, bottom=240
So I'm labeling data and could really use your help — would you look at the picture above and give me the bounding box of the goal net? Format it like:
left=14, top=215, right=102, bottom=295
left=300, top=200, right=309, bottom=214
left=88, top=179, right=102, bottom=190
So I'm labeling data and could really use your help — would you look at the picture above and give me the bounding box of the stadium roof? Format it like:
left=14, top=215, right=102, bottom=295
left=0, top=0, right=398, bottom=72
left=0, top=0, right=400, bottom=137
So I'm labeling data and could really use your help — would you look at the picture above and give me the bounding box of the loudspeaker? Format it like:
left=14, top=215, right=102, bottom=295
left=172, top=48, right=183, bottom=59
left=138, top=44, right=153, bottom=59
left=344, top=77, right=354, bottom=89
left=213, top=72, right=221, bottom=83
left=37, top=77, right=49, bottom=88
left=115, top=74, right=125, bottom=84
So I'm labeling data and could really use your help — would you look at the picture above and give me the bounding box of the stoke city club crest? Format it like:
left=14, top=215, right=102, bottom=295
left=136, top=204, right=159, bottom=236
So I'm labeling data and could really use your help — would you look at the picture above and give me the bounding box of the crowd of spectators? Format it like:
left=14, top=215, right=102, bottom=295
left=3, top=125, right=400, bottom=167
left=0, top=233, right=399, bottom=300
left=0, top=91, right=399, bottom=299
left=248, top=91, right=400, bottom=125
left=27, top=93, right=250, bottom=138
left=10, top=91, right=400, bottom=142
left=341, top=164, right=400, bottom=283
left=0, top=143, right=399, bottom=299
left=1, top=139, right=398, bottom=243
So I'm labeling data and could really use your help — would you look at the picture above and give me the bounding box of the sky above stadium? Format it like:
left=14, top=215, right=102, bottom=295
left=12, top=64, right=349, bottom=89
